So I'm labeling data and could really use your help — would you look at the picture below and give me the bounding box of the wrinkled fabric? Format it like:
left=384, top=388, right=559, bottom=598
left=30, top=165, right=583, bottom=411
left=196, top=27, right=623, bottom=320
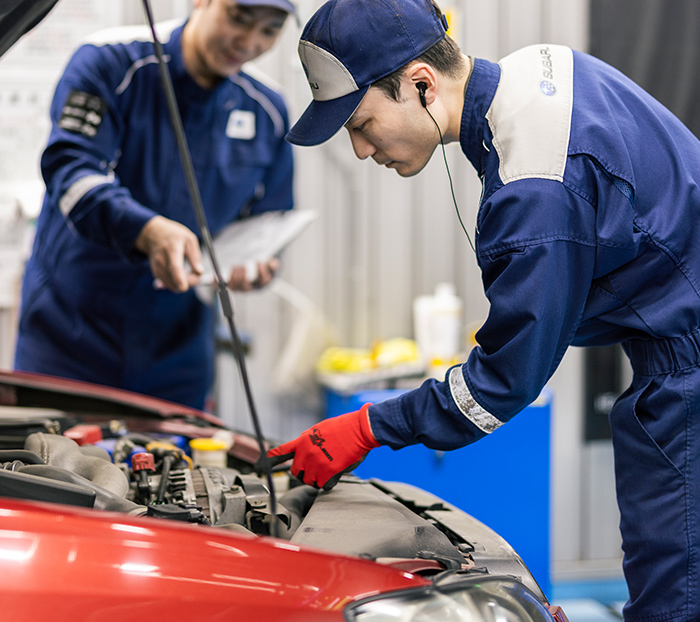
left=14, top=23, right=293, bottom=409
left=370, top=46, right=700, bottom=620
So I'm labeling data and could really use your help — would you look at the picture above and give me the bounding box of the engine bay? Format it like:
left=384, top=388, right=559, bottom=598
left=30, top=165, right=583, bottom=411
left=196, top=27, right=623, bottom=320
left=0, top=422, right=469, bottom=571
left=0, top=378, right=546, bottom=602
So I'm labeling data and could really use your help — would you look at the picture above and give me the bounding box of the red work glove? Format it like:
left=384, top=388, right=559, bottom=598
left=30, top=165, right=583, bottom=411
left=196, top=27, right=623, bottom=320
left=266, top=404, right=380, bottom=490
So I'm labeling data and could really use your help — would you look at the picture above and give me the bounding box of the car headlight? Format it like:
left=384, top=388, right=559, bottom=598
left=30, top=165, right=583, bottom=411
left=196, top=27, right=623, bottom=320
left=345, top=576, right=555, bottom=622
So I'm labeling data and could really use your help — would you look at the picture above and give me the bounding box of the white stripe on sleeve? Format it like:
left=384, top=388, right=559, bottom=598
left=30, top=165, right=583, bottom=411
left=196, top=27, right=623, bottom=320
left=448, top=366, right=504, bottom=434
left=59, top=173, right=115, bottom=216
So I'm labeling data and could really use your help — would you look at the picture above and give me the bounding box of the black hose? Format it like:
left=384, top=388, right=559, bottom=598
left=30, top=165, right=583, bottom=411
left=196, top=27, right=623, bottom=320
left=155, top=453, right=177, bottom=503
left=0, top=450, right=45, bottom=465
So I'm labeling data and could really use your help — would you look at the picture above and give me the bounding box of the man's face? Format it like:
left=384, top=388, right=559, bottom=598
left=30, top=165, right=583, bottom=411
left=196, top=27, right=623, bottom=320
left=187, top=0, right=287, bottom=87
left=344, top=84, right=439, bottom=178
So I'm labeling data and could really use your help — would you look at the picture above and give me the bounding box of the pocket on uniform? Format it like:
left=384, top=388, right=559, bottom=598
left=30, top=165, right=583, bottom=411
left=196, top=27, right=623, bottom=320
left=619, top=375, right=687, bottom=478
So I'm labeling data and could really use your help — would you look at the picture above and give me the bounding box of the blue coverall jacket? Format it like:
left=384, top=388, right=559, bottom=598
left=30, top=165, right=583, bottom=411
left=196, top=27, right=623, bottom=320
left=370, top=45, right=700, bottom=621
left=14, top=22, right=293, bottom=409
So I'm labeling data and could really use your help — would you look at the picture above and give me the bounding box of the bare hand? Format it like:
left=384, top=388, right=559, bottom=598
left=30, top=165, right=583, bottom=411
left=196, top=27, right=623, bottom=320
left=227, top=258, right=280, bottom=291
left=134, top=216, right=203, bottom=292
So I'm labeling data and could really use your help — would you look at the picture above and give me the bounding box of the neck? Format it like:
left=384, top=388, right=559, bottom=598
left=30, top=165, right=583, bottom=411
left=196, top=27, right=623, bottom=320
left=181, top=18, right=220, bottom=90
left=442, top=54, right=472, bottom=143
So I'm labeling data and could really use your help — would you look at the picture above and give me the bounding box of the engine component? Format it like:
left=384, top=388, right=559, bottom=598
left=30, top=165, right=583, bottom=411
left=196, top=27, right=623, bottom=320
left=25, top=432, right=128, bottom=496
left=290, top=479, right=466, bottom=569
left=132, top=452, right=156, bottom=505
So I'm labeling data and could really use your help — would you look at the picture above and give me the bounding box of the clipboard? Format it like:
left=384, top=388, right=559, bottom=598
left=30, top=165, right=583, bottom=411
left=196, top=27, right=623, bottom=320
left=199, top=209, right=317, bottom=285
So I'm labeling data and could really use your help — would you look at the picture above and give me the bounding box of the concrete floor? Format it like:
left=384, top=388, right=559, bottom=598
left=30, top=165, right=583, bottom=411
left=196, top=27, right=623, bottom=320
left=550, top=578, right=627, bottom=621
left=551, top=599, right=623, bottom=621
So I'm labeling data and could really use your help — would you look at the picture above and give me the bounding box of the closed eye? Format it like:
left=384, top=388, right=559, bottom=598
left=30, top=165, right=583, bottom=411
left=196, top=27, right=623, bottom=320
left=352, top=120, right=368, bottom=133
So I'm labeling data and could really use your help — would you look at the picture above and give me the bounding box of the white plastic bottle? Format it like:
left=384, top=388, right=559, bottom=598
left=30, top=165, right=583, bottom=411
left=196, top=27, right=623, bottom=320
left=413, top=283, right=463, bottom=374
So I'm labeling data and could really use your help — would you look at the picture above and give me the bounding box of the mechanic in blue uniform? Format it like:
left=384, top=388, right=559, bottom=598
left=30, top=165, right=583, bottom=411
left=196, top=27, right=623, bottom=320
left=266, top=0, right=700, bottom=619
left=14, top=0, right=295, bottom=410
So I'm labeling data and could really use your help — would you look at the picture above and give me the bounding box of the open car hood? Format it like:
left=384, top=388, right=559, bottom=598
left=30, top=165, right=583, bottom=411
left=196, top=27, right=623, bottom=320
left=0, top=0, right=60, bottom=58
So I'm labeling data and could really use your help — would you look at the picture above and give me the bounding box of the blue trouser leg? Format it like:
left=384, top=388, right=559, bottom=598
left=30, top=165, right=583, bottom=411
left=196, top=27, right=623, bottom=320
left=614, top=336, right=700, bottom=621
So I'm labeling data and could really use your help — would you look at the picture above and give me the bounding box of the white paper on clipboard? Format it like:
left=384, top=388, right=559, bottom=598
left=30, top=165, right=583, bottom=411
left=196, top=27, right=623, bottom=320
left=199, top=209, right=317, bottom=285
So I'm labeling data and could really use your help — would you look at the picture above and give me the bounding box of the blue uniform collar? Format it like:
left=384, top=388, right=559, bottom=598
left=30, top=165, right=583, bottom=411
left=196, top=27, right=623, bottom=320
left=459, top=57, right=501, bottom=177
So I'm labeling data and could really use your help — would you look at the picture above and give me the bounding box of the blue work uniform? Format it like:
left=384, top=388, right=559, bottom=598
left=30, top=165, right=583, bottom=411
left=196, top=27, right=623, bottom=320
left=370, top=45, right=700, bottom=621
left=14, top=22, right=293, bottom=410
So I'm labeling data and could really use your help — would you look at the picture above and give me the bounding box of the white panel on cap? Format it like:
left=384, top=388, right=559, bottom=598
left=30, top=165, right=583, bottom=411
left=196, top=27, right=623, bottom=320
left=298, top=40, right=359, bottom=102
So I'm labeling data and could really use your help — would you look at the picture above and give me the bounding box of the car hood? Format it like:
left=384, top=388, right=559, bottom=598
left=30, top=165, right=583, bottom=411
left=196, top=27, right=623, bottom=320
left=0, top=0, right=60, bottom=58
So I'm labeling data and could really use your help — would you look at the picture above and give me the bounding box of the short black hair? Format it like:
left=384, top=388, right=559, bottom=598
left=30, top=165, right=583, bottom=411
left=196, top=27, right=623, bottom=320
left=372, top=35, right=464, bottom=102
left=372, top=0, right=464, bottom=102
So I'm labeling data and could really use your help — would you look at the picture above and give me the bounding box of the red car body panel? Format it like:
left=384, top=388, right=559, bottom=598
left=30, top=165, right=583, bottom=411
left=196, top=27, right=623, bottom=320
left=0, top=497, right=430, bottom=621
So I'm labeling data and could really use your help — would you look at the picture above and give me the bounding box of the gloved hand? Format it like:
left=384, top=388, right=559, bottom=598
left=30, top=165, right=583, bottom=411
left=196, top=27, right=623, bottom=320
left=265, top=404, right=380, bottom=490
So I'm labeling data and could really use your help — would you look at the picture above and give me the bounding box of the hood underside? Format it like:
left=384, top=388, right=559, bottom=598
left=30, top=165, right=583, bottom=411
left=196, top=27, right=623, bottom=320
left=0, top=0, right=60, bottom=58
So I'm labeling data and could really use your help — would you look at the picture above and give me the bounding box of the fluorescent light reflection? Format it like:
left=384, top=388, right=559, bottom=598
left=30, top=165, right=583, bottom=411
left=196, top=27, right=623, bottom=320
left=119, top=562, right=160, bottom=576
left=111, top=523, right=156, bottom=537
left=205, top=541, right=248, bottom=557
left=0, top=531, right=38, bottom=563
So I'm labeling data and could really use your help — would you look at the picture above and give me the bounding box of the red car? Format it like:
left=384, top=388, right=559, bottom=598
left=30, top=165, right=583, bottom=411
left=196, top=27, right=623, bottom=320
left=0, top=369, right=566, bottom=621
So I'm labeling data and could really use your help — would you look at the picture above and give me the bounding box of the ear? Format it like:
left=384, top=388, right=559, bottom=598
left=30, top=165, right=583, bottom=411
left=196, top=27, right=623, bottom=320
left=405, top=62, right=438, bottom=107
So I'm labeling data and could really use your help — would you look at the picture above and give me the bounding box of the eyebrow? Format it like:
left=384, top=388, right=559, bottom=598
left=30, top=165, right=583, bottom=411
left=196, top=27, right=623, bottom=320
left=345, top=112, right=363, bottom=128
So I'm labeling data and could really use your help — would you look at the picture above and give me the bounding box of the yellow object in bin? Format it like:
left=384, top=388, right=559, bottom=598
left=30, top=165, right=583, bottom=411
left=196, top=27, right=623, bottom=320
left=316, top=347, right=375, bottom=373
left=316, top=339, right=421, bottom=374
left=372, top=338, right=421, bottom=367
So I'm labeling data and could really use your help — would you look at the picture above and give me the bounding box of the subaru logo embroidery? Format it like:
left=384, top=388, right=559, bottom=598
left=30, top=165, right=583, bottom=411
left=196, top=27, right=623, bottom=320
left=539, top=80, right=557, bottom=97
left=226, top=110, right=256, bottom=139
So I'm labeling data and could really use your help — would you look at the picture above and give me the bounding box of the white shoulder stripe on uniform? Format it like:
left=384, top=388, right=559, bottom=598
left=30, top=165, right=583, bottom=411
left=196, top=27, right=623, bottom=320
left=116, top=55, right=169, bottom=95
left=486, top=44, right=574, bottom=185
left=59, top=173, right=115, bottom=217
left=448, top=366, right=503, bottom=434
left=230, top=74, right=285, bottom=138
left=80, top=21, right=180, bottom=97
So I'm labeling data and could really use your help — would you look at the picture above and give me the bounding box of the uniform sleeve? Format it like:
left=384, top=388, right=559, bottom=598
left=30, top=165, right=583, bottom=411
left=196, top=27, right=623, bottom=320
left=369, top=178, right=597, bottom=450
left=40, top=44, right=158, bottom=259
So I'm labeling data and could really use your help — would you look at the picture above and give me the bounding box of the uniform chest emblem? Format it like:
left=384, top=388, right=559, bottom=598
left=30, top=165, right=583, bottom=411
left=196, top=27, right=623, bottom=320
left=226, top=110, right=256, bottom=140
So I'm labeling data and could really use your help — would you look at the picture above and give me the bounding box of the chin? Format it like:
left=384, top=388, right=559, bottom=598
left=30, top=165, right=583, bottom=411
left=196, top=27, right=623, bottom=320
left=395, top=161, right=428, bottom=178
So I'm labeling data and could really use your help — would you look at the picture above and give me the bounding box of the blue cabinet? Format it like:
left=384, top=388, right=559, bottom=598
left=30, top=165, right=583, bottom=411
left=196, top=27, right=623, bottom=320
left=325, top=388, right=552, bottom=598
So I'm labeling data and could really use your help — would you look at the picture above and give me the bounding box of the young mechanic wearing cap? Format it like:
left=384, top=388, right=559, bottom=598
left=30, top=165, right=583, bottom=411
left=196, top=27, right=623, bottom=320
left=15, top=0, right=295, bottom=409
left=267, top=0, right=700, bottom=619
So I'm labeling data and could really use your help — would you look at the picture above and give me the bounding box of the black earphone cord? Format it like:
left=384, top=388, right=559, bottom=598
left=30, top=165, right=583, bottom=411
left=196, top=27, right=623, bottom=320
left=417, top=82, right=475, bottom=252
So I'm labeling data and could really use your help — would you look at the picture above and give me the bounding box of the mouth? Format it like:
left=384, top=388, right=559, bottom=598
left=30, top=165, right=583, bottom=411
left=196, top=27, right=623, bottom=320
left=221, top=50, right=246, bottom=67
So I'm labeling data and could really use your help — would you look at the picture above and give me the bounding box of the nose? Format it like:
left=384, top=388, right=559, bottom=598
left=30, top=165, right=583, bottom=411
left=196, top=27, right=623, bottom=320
left=234, top=27, right=264, bottom=56
left=348, top=131, right=376, bottom=160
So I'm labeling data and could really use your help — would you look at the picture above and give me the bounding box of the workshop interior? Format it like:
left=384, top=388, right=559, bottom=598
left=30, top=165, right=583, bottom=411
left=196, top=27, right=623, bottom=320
left=0, top=1, right=698, bottom=620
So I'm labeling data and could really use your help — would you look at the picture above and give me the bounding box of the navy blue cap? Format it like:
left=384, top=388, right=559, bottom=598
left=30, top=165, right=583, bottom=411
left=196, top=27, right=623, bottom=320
left=236, top=0, right=296, bottom=15
left=286, top=0, right=448, bottom=146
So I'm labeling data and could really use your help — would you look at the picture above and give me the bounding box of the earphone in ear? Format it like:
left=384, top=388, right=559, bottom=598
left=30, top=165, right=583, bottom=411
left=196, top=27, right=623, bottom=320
left=416, top=81, right=428, bottom=108
left=415, top=79, right=475, bottom=252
